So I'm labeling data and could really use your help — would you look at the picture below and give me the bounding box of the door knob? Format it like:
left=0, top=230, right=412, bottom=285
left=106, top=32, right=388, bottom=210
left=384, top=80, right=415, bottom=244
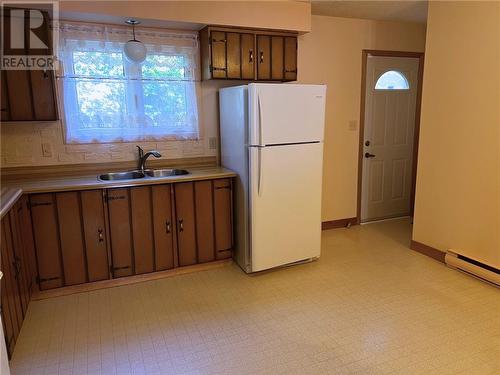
left=365, top=152, right=376, bottom=158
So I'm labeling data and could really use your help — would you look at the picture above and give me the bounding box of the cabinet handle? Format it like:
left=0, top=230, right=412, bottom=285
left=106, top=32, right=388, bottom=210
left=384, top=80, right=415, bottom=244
left=98, top=228, right=104, bottom=242
left=285, top=69, right=297, bottom=73
left=212, top=38, right=227, bottom=43
left=259, top=51, right=264, bottom=63
left=249, top=50, right=254, bottom=63
left=166, top=220, right=171, bottom=234
left=212, top=67, right=227, bottom=71
left=178, top=219, right=184, bottom=232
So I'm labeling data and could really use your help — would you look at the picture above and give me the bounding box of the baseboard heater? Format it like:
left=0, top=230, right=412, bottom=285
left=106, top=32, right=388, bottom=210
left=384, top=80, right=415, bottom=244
left=445, top=251, right=500, bottom=287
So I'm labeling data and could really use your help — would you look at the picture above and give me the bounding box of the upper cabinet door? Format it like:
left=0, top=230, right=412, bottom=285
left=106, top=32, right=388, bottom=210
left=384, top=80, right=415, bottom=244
left=271, top=36, right=284, bottom=81
left=284, top=37, right=298, bottom=81
left=1, top=8, right=57, bottom=121
left=1, top=71, right=10, bottom=121
left=256, top=35, right=271, bottom=80
left=241, top=33, right=255, bottom=80
left=211, top=31, right=227, bottom=79
left=226, top=32, right=241, bottom=79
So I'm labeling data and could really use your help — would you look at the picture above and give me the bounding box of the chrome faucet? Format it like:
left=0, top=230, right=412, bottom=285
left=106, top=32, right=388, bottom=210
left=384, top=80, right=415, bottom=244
left=136, top=145, right=162, bottom=171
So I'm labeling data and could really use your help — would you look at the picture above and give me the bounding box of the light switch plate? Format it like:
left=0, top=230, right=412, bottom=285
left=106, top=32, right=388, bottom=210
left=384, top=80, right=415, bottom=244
left=42, top=143, right=52, bottom=157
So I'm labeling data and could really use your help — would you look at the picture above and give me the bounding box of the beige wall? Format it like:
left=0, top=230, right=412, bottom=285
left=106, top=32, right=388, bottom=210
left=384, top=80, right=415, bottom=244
left=412, top=2, right=500, bottom=268
left=297, top=15, right=426, bottom=221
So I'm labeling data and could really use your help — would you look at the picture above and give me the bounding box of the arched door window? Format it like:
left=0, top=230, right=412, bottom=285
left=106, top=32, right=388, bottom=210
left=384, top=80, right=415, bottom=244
left=374, top=70, right=409, bottom=90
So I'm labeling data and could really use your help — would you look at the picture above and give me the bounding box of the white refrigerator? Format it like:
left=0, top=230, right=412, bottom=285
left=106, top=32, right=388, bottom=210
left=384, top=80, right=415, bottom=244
left=220, top=83, right=326, bottom=273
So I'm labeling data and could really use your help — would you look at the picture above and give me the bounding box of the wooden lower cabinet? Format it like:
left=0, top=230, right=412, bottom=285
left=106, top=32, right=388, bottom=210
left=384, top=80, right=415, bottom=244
left=56, top=192, right=87, bottom=286
left=29, top=194, right=64, bottom=289
left=80, top=191, right=109, bottom=282
left=152, top=185, right=175, bottom=271
left=26, top=177, right=233, bottom=286
left=107, top=188, right=134, bottom=278
left=195, top=181, right=216, bottom=263
left=1, top=199, right=37, bottom=358
left=214, top=179, right=233, bottom=259
left=30, top=191, right=110, bottom=289
left=175, top=182, right=198, bottom=266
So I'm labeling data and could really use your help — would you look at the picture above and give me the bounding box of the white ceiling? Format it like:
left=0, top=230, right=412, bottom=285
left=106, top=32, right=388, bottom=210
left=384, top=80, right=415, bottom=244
left=311, top=1, right=428, bottom=24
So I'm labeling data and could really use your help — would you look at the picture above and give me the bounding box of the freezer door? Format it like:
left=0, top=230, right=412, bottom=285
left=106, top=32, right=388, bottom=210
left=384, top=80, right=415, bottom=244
left=249, top=143, right=323, bottom=272
left=248, top=83, right=326, bottom=146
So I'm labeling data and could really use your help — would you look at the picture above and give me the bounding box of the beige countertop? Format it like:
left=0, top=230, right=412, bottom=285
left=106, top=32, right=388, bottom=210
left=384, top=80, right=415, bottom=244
left=0, top=187, right=23, bottom=219
left=1, top=166, right=236, bottom=219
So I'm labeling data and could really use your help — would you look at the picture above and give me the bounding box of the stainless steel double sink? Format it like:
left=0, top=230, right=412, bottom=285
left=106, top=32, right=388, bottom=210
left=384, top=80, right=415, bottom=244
left=98, top=168, right=190, bottom=181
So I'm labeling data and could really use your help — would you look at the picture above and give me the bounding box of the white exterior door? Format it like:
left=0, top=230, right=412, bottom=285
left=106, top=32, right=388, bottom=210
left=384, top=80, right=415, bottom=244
left=249, top=142, right=323, bottom=272
left=361, top=56, right=420, bottom=222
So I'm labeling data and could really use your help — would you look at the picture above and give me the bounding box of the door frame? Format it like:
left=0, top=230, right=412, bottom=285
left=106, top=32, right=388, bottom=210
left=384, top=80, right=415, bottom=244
left=356, top=49, right=425, bottom=224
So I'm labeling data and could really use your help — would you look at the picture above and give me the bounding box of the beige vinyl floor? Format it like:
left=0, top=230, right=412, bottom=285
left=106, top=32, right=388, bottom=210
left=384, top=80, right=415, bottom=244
left=9, top=218, right=500, bottom=375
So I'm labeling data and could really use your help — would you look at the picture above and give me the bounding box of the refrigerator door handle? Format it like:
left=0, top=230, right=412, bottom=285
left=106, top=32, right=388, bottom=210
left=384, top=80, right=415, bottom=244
left=258, top=147, right=263, bottom=197
left=258, top=94, right=263, bottom=146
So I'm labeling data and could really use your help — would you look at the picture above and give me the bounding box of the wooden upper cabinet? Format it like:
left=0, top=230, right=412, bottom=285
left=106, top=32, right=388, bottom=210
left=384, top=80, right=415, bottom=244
left=200, top=26, right=297, bottom=82
left=256, top=35, right=271, bottom=81
left=1, top=8, right=57, bottom=121
left=241, top=33, right=255, bottom=80
left=284, top=36, right=298, bottom=81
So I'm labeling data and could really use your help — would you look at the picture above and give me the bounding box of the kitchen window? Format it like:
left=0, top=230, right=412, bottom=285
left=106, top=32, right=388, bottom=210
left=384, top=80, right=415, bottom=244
left=57, top=22, right=200, bottom=143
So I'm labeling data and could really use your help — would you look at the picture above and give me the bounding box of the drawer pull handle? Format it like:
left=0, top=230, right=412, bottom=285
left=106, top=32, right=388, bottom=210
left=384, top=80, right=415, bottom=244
left=166, top=220, right=171, bottom=234
left=249, top=50, right=254, bottom=63
left=259, top=51, right=264, bottom=63
left=178, top=219, right=184, bottom=232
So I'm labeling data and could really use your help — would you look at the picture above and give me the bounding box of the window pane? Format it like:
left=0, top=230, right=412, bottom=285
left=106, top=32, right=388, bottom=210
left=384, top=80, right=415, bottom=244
left=143, top=82, right=189, bottom=127
left=141, top=54, right=185, bottom=79
left=75, top=79, right=126, bottom=128
left=375, top=70, right=409, bottom=90
left=73, top=51, right=124, bottom=77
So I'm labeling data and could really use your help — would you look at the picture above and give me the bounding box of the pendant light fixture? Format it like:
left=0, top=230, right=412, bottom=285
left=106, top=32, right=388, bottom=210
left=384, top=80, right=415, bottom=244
left=124, top=19, right=147, bottom=63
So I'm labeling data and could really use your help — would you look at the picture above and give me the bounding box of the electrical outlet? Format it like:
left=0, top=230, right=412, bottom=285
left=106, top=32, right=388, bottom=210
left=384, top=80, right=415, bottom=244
left=208, top=137, right=217, bottom=150
left=41, top=143, right=52, bottom=157
left=348, top=120, right=358, bottom=131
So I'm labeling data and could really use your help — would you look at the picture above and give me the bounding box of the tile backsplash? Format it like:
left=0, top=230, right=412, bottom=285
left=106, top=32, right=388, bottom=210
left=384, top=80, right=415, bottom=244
left=0, top=121, right=215, bottom=167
